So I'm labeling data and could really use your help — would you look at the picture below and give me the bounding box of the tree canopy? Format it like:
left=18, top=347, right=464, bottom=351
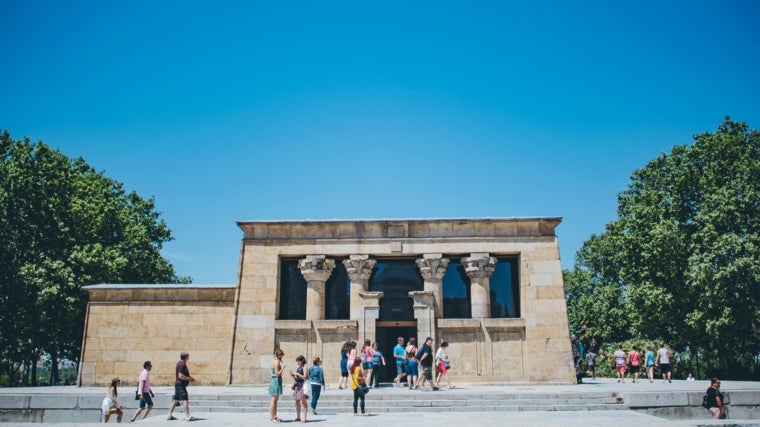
left=0, top=130, right=187, bottom=385
left=565, top=118, right=760, bottom=379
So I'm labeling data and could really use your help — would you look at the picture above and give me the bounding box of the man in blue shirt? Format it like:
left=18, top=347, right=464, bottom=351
left=392, top=337, right=407, bottom=387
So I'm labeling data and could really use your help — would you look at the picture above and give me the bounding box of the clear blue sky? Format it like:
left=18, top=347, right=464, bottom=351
left=2, top=1, right=759, bottom=284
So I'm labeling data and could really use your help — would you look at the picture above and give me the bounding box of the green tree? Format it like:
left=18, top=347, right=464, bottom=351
left=0, top=131, right=188, bottom=385
left=564, top=227, right=630, bottom=349
left=566, top=118, right=760, bottom=379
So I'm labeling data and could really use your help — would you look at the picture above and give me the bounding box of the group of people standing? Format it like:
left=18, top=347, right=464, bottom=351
left=101, top=352, right=196, bottom=423
left=393, top=336, right=454, bottom=391
left=269, top=349, right=328, bottom=422
left=268, top=336, right=455, bottom=421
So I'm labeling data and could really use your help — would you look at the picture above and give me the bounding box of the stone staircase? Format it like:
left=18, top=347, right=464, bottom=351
left=189, top=387, right=627, bottom=413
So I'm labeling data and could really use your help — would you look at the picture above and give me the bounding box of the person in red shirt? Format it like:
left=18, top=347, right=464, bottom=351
left=626, top=346, right=642, bottom=383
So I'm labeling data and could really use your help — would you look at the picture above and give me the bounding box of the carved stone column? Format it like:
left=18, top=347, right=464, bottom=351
left=415, top=254, right=449, bottom=318
left=462, top=253, right=497, bottom=318
left=298, top=255, right=336, bottom=321
left=409, top=291, right=436, bottom=343
left=343, top=255, right=376, bottom=320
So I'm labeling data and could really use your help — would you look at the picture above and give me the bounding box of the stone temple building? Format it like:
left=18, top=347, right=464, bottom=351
left=79, top=218, right=575, bottom=386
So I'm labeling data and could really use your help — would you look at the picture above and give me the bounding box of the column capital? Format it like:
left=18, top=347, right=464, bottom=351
left=461, top=253, right=497, bottom=279
left=415, top=255, right=450, bottom=281
left=298, top=255, right=336, bottom=282
left=343, top=255, right=376, bottom=282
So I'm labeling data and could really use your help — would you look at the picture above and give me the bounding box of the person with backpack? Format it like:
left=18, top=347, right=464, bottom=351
left=416, top=337, right=438, bottom=391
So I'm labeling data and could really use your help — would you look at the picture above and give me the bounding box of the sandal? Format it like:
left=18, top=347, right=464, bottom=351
left=187, top=416, right=198, bottom=421
left=270, top=417, right=281, bottom=423
left=167, top=416, right=178, bottom=421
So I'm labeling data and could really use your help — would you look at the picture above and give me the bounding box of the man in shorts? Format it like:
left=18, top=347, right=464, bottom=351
left=167, top=351, right=196, bottom=421
left=656, top=342, right=673, bottom=383
left=130, top=361, right=155, bottom=422
left=416, top=337, right=438, bottom=391
left=585, top=351, right=596, bottom=382
left=393, top=337, right=407, bottom=387
left=613, top=345, right=627, bottom=383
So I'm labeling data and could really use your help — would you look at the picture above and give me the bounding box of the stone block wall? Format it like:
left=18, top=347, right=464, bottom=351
left=79, top=285, right=236, bottom=386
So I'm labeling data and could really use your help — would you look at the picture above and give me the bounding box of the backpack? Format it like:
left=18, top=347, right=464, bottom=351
left=701, top=394, right=709, bottom=409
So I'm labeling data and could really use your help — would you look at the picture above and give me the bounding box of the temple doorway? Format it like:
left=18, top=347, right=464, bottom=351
left=375, top=322, right=416, bottom=384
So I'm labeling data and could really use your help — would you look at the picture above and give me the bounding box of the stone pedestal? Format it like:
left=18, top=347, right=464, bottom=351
left=415, top=254, right=449, bottom=317
left=462, top=253, right=496, bottom=318
left=343, top=255, right=376, bottom=320
left=298, top=255, right=336, bottom=321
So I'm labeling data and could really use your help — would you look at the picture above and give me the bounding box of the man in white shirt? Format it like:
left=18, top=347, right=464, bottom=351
left=656, top=342, right=673, bottom=383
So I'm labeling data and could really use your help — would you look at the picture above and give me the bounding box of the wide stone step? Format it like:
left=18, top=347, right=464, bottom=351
left=187, top=390, right=626, bottom=413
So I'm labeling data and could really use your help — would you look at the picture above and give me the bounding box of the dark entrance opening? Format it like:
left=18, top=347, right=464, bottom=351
left=368, top=259, right=423, bottom=385
left=374, top=322, right=416, bottom=385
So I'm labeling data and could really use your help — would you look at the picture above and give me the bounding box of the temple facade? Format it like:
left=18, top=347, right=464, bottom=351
left=79, top=218, right=575, bottom=386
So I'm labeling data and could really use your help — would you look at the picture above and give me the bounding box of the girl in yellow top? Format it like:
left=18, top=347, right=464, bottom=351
left=349, top=358, right=368, bottom=416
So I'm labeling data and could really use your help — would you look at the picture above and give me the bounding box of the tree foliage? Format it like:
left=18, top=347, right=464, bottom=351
left=566, top=118, right=760, bottom=379
left=0, top=130, right=187, bottom=385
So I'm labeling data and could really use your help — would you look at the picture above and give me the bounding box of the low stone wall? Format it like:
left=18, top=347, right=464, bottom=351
left=80, top=284, right=237, bottom=386
left=625, top=390, right=760, bottom=419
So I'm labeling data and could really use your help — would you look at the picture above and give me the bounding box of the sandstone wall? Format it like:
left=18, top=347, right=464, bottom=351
left=79, top=285, right=236, bottom=386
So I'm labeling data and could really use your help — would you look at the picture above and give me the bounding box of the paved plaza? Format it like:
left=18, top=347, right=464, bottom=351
left=1, top=378, right=758, bottom=426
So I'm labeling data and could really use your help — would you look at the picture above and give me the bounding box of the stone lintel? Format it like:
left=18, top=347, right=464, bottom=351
left=237, top=217, right=562, bottom=241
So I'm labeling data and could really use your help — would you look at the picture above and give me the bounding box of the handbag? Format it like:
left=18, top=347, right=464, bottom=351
left=134, top=390, right=139, bottom=400
left=358, top=383, right=370, bottom=396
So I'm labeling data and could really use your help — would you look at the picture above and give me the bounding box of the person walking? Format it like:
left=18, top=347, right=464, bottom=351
left=130, top=361, right=155, bottom=422
left=706, top=378, right=727, bottom=419
left=585, top=351, right=596, bottom=382
left=435, top=341, right=454, bottom=389
left=167, top=351, right=196, bottom=421
left=338, top=341, right=350, bottom=389
left=269, top=348, right=286, bottom=423
left=627, top=346, right=642, bottom=383
left=349, top=358, right=368, bottom=416
left=644, top=346, right=656, bottom=383
left=360, top=339, right=374, bottom=388
left=392, top=337, right=407, bottom=387
left=416, top=337, right=437, bottom=391
left=290, top=355, right=309, bottom=423
left=101, top=377, right=124, bottom=423
left=405, top=337, right=419, bottom=389
left=656, top=342, right=673, bottom=383
left=613, top=345, right=627, bottom=383
left=369, top=342, right=386, bottom=387
left=308, top=356, right=325, bottom=415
